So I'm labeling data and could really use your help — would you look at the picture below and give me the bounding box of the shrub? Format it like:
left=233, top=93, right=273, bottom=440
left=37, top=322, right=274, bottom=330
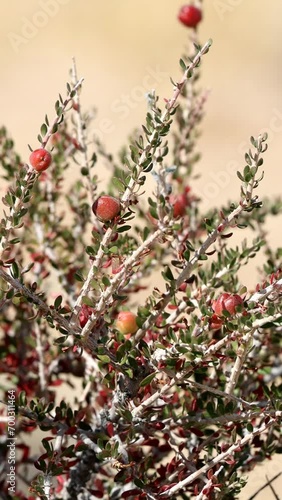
left=0, top=4, right=281, bottom=499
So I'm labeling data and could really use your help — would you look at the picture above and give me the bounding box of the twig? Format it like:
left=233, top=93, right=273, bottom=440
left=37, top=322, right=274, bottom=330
left=71, top=40, right=212, bottom=338
left=0, top=169, right=36, bottom=254
left=43, top=473, right=52, bottom=499
left=133, top=200, right=252, bottom=344
left=195, top=465, right=224, bottom=500
left=168, top=410, right=282, bottom=427
left=0, top=267, right=79, bottom=336
left=34, top=322, right=47, bottom=393
left=78, top=226, right=167, bottom=342
left=71, top=58, right=96, bottom=206
left=133, top=134, right=266, bottom=343
left=249, top=278, right=282, bottom=304
left=266, top=474, right=280, bottom=500
left=70, top=226, right=113, bottom=322
left=160, top=417, right=279, bottom=497
left=0, top=78, right=84, bottom=256
left=41, top=77, right=84, bottom=148
left=225, top=329, right=254, bottom=396
left=185, top=379, right=259, bottom=410
left=122, top=40, right=212, bottom=204
left=248, top=472, right=282, bottom=500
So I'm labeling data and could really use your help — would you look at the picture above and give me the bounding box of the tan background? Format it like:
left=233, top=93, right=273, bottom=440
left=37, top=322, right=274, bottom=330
left=1, top=1, right=282, bottom=498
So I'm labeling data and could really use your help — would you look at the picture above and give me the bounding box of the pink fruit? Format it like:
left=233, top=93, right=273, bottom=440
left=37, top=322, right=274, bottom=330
left=92, top=195, right=121, bottom=222
left=212, top=293, right=243, bottom=317
left=29, top=148, right=52, bottom=172
left=116, top=311, right=138, bottom=335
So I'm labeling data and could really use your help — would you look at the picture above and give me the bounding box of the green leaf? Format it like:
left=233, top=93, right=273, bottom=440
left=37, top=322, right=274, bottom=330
left=97, top=354, right=111, bottom=363
left=34, top=459, right=47, bottom=472
left=74, top=271, right=84, bottom=282
left=18, top=391, right=27, bottom=406
left=237, top=171, right=244, bottom=181
left=109, top=245, right=118, bottom=253
left=116, top=225, right=131, bottom=233
left=85, top=246, right=96, bottom=256
left=54, top=295, right=63, bottom=309
left=102, top=276, right=111, bottom=287
left=112, top=177, right=125, bottom=191
left=81, top=296, right=94, bottom=307
left=143, top=226, right=150, bottom=241
left=140, top=372, right=156, bottom=387
left=134, top=478, right=145, bottom=488
left=245, top=153, right=252, bottom=165
left=179, top=58, right=187, bottom=71
left=198, top=254, right=208, bottom=261
left=162, top=266, right=174, bottom=282
left=11, top=261, right=19, bottom=279
left=42, top=439, right=52, bottom=453
left=54, top=336, right=67, bottom=345
left=40, top=123, right=48, bottom=137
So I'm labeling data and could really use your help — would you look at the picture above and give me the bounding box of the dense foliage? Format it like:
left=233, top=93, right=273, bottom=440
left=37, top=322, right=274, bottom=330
left=0, top=4, right=281, bottom=499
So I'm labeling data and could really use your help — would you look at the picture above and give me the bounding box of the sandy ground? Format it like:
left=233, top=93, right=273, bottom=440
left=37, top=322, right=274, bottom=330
left=0, top=1, right=282, bottom=498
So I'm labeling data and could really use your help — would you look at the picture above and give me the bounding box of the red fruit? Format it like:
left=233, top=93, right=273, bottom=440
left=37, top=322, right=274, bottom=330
left=79, top=305, right=92, bottom=328
left=212, top=293, right=243, bottom=317
left=115, top=311, right=138, bottom=335
left=29, top=148, right=52, bottom=172
left=92, top=195, right=121, bottom=222
left=170, top=193, right=188, bottom=218
left=178, top=5, right=202, bottom=28
left=209, top=314, right=223, bottom=330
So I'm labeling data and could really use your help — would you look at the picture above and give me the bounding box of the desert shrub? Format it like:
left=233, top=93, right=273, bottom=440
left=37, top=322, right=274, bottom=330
left=0, top=3, right=281, bottom=499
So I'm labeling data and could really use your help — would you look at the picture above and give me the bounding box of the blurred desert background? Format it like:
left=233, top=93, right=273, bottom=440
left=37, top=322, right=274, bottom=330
left=1, top=0, right=282, bottom=498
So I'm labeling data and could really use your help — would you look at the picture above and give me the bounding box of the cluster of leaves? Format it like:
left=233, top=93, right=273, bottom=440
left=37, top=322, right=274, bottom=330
left=0, top=10, right=282, bottom=500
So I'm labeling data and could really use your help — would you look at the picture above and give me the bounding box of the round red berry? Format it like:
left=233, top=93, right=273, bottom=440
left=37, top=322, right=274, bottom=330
left=92, top=195, right=121, bottom=222
left=115, top=311, right=138, bottom=335
left=29, top=148, right=52, bottom=172
left=212, top=293, right=243, bottom=317
left=178, top=5, right=202, bottom=28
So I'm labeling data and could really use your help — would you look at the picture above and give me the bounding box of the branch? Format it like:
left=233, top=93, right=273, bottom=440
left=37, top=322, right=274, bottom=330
left=249, top=278, right=282, bottom=304
left=41, top=77, right=84, bottom=148
left=0, top=77, right=84, bottom=255
left=34, top=322, right=47, bottom=394
left=0, top=267, right=78, bottom=336
left=71, top=58, right=96, bottom=207
left=78, top=226, right=167, bottom=343
left=248, top=472, right=282, bottom=500
left=71, top=40, right=212, bottom=336
left=121, top=39, right=212, bottom=206
left=133, top=134, right=267, bottom=343
left=225, top=329, right=254, bottom=397
left=160, top=417, right=279, bottom=497
left=168, top=410, right=282, bottom=427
